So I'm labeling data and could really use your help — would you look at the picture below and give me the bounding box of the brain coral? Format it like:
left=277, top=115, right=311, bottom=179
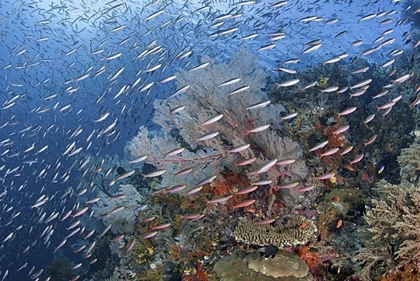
left=214, top=248, right=313, bottom=281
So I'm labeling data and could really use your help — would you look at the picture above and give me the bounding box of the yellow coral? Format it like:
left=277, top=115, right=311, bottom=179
left=318, top=76, right=328, bottom=87
left=148, top=177, right=159, bottom=189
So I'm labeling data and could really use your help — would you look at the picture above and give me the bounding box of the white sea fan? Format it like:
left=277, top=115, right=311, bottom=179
left=257, top=130, right=308, bottom=182
left=126, top=125, right=224, bottom=190
left=127, top=50, right=308, bottom=205
left=92, top=184, right=143, bottom=234
left=152, top=49, right=268, bottom=152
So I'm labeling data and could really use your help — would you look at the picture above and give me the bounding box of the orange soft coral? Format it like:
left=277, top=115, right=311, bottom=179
left=182, top=262, right=209, bottom=281
left=201, top=168, right=250, bottom=199
left=297, top=245, right=323, bottom=272
left=314, top=121, right=346, bottom=169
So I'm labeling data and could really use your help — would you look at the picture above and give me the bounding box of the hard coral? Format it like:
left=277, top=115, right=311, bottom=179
left=397, top=141, right=420, bottom=182
left=356, top=178, right=420, bottom=280
left=379, top=263, right=420, bottom=281
left=364, top=180, right=420, bottom=263
left=214, top=247, right=313, bottom=281
left=233, top=215, right=317, bottom=247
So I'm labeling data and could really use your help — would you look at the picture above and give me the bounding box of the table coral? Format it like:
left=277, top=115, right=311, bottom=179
left=233, top=215, right=317, bottom=247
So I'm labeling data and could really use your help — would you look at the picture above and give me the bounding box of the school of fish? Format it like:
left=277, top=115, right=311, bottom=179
left=0, top=0, right=419, bottom=280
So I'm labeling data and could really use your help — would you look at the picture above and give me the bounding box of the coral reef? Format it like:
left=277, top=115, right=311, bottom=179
left=92, top=184, right=145, bottom=234
left=233, top=215, right=317, bottom=247
left=45, top=257, right=75, bottom=281
left=379, top=262, right=420, bottom=281
left=296, top=245, right=324, bottom=276
left=364, top=180, right=420, bottom=263
left=397, top=140, right=420, bottom=182
left=317, top=188, right=366, bottom=239
left=214, top=247, right=312, bottom=281
left=126, top=126, right=222, bottom=191
left=89, top=41, right=420, bottom=281
left=126, top=49, right=308, bottom=207
left=356, top=179, right=420, bottom=280
left=87, top=236, right=119, bottom=281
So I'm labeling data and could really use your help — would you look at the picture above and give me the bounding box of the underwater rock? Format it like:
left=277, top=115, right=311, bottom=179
left=162, top=261, right=182, bottom=281
left=116, top=166, right=127, bottom=175
left=214, top=247, right=312, bottom=281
